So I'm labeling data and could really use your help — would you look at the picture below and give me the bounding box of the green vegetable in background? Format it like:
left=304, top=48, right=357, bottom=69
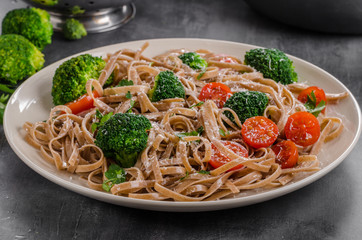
left=70, top=6, right=85, bottom=15
left=31, top=0, right=58, bottom=7
left=51, top=54, right=113, bottom=106
left=244, top=48, right=297, bottom=85
left=224, top=91, right=268, bottom=124
left=148, top=71, right=185, bottom=102
left=0, top=94, right=11, bottom=125
left=95, top=113, right=152, bottom=168
left=0, top=84, right=15, bottom=94
left=62, top=18, right=87, bottom=40
left=102, top=164, right=126, bottom=192
left=0, top=34, right=44, bottom=85
left=2, top=8, right=53, bottom=50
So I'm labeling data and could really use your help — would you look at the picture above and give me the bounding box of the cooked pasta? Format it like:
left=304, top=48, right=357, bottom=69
left=23, top=42, right=347, bottom=201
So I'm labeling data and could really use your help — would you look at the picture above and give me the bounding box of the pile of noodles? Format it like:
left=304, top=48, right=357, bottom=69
left=23, top=42, right=348, bottom=201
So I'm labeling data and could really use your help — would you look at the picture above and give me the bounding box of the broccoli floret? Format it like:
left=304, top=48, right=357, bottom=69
left=31, top=0, right=58, bottom=6
left=0, top=34, right=44, bottom=85
left=244, top=48, right=297, bottom=85
left=51, top=54, right=113, bottom=106
left=95, top=113, right=152, bottom=168
left=70, top=6, right=85, bottom=15
left=224, top=91, right=268, bottom=124
left=2, top=8, right=53, bottom=51
left=178, top=52, right=208, bottom=70
left=148, top=71, right=185, bottom=102
left=62, top=18, right=87, bottom=40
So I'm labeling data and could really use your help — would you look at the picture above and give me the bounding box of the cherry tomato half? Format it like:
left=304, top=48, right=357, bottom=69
left=65, top=90, right=100, bottom=115
left=209, top=140, right=248, bottom=171
left=272, top=140, right=299, bottom=169
left=241, top=116, right=279, bottom=149
left=199, top=82, right=233, bottom=108
left=298, top=86, right=327, bottom=114
left=284, top=111, right=320, bottom=147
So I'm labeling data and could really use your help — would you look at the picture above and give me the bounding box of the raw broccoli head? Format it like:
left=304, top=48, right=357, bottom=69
left=0, top=34, right=44, bottom=85
left=148, top=71, right=185, bottom=102
left=178, top=52, right=208, bottom=70
left=51, top=54, right=113, bottom=106
left=62, top=18, right=87, bottom=40
left=224, top=91, right=268, bottom=124
left=31, top=0, right=58, bottom=6
left=244, top=48, right=297, bottom=85
left=2, top=8, right=53, bottom=51
left=95, top=113, right=152, bottom=168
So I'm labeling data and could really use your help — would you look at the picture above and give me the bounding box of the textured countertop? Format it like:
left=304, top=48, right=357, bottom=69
left=1, top=0, right=362, bottom=239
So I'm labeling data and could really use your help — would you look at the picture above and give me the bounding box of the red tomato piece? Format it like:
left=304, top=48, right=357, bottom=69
left=284, top=111, right=320, bottom=147
left=198, top=82, right=233, bottom=108
left=241, top=116, right=279, bottom=148
left=298, top=86, right=327, bottom=114
left=65, top=90, right=100, bottom=115
left=272, top=140, right=299, bottom=169
left=209, top=141, right=248, bottom=171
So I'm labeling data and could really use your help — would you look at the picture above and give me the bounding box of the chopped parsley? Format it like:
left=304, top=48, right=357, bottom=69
left=102, top=164, right=126, bottom=192
left=304, top=90, right=326, bottom=117
left=190, top=101, right=204, bottom=108
left=219, top=128, right=229, bottom=137
left=127, top=99, right=135, bottom=113
left=180, top=171, right=189, bottom=181
left=116, top=79, right=134, bottom=87
left=91, top=110, right=113, bottom=132
left=197, top=69, right=207, bottom=80
left=126, top=91, right=132, bottom=99
left=176, top=126, right=204, bottom=138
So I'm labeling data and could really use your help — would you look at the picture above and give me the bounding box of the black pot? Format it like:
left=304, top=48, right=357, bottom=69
left=244, top=0, right=362, bottom=34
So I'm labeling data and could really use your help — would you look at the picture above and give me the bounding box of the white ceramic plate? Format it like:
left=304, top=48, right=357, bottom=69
left=4, top=38, right=362, bottom=212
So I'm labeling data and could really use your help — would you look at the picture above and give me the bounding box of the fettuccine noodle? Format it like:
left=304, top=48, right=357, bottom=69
left=23, top=43, right=347, bottom=201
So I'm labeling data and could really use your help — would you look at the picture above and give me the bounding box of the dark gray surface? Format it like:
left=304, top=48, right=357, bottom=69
left=1, top=0, right=362, bottom=239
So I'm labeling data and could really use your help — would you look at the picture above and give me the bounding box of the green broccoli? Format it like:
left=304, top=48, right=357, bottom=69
left=2, top=8, right=53, bottom=51
left=0, top=82, right=15, bottom=125
left=148, top=71, right=185, bottom=102
left=30, top=0, right=58, bottom=6
left=0, top=34, right=44, bottom=85
left=0, top=94, right=11, bottom=125
left=95, top=113, right=152, bottom=168
left=62, top=18, right=87, bottom=40
left=224, top=91, right=268, bottom=124
left=178, top=52, right=208, bottom=70
left=244, top=48, right=297, bottom=85
left=51, top=54, right=113, bottom=106
left=70, top=6, right=86, bottom=15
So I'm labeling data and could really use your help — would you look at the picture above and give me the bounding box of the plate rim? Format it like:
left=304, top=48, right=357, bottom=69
left=4, top=38, right=362, bottom=211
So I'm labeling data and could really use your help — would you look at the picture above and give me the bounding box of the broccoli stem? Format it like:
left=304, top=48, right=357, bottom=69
left=115, top=151, right=139, bottom=168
